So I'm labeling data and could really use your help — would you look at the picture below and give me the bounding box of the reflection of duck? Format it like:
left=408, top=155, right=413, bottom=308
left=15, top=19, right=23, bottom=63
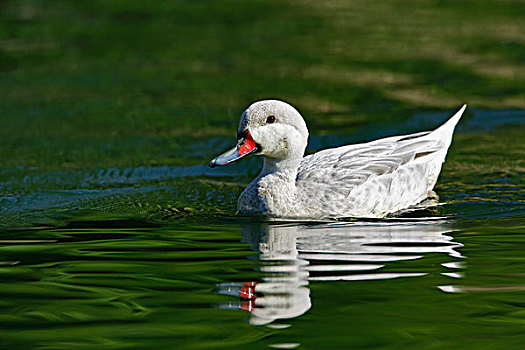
left=209, top=100, right=466, bottom=218
left=218, top=220, right=463, bottom=326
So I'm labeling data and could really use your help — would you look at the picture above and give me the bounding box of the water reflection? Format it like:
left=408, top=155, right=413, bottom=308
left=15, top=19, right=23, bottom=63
left=218, top=220, right=463, bottom=326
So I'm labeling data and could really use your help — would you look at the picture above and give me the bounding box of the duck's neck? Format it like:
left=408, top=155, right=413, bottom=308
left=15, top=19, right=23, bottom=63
left=260, top=157, right=301, bottom=180
left=251, top=157, right=300, bottom=214
left=239, top=156, right=303, bottom=216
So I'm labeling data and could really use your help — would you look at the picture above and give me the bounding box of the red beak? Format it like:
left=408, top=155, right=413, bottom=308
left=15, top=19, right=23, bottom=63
left=209, top=130, right=259, bottom=167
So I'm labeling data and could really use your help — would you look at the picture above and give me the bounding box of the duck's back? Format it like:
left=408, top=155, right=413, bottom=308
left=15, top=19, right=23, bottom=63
left=296, top=105, right=466, bottom=218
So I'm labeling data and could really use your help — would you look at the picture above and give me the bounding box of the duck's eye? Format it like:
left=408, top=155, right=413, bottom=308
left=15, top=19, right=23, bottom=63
left=266, top=116, right=276, bottom=124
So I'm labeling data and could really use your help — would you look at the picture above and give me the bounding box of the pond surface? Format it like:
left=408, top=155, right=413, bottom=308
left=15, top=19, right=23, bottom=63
left=1, top=108, right=524, bottom=349
left=1, top=1, right=525, bottom=349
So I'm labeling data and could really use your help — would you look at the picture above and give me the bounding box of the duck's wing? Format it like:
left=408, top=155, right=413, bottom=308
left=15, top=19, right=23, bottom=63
left=296, top=105, right=466, bottom=217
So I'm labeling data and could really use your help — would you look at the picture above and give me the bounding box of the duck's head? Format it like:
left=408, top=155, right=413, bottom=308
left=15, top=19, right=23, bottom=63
left=209, top=100, right=309, bottom=167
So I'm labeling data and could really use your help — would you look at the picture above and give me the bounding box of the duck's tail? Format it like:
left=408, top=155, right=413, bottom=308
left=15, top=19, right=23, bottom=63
left=421, top=104, right=466, bottom=191
left=431, top=104, right=467, bottom=149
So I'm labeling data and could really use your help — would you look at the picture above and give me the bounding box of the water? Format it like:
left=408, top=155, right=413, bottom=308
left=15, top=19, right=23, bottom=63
left=1, top=0, right=525, bottom=348
left=1, top=109, right=524, bottom=349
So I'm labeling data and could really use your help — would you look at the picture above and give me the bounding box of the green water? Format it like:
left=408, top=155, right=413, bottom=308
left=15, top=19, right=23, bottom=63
left=1, top=0, right=525, bottom=348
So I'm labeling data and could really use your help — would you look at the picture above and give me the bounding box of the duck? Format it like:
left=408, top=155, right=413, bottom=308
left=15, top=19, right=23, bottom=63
left=209, top=100, right=466, bottom=219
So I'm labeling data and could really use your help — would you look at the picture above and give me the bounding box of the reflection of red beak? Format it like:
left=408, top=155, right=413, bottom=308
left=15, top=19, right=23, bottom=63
left=239, top=282, right=257, bottom=300
left=240, top=282, right=257, bottom=312
left=216, top=281, right=258, bottom=312
left=208, top=130, right=259, bottom=167
left=241, top=299, right=255, bottom=312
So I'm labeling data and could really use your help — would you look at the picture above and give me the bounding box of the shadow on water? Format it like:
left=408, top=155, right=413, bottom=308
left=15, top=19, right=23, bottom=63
left=217, top=219, right=463, bottom=326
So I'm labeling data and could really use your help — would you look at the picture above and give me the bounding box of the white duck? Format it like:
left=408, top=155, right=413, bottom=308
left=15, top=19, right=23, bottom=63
left=209, top=100, right=466, bottom=218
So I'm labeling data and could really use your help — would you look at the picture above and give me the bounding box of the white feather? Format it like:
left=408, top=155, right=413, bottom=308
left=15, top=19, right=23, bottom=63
left=217, top=100, right=466, bottom=218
